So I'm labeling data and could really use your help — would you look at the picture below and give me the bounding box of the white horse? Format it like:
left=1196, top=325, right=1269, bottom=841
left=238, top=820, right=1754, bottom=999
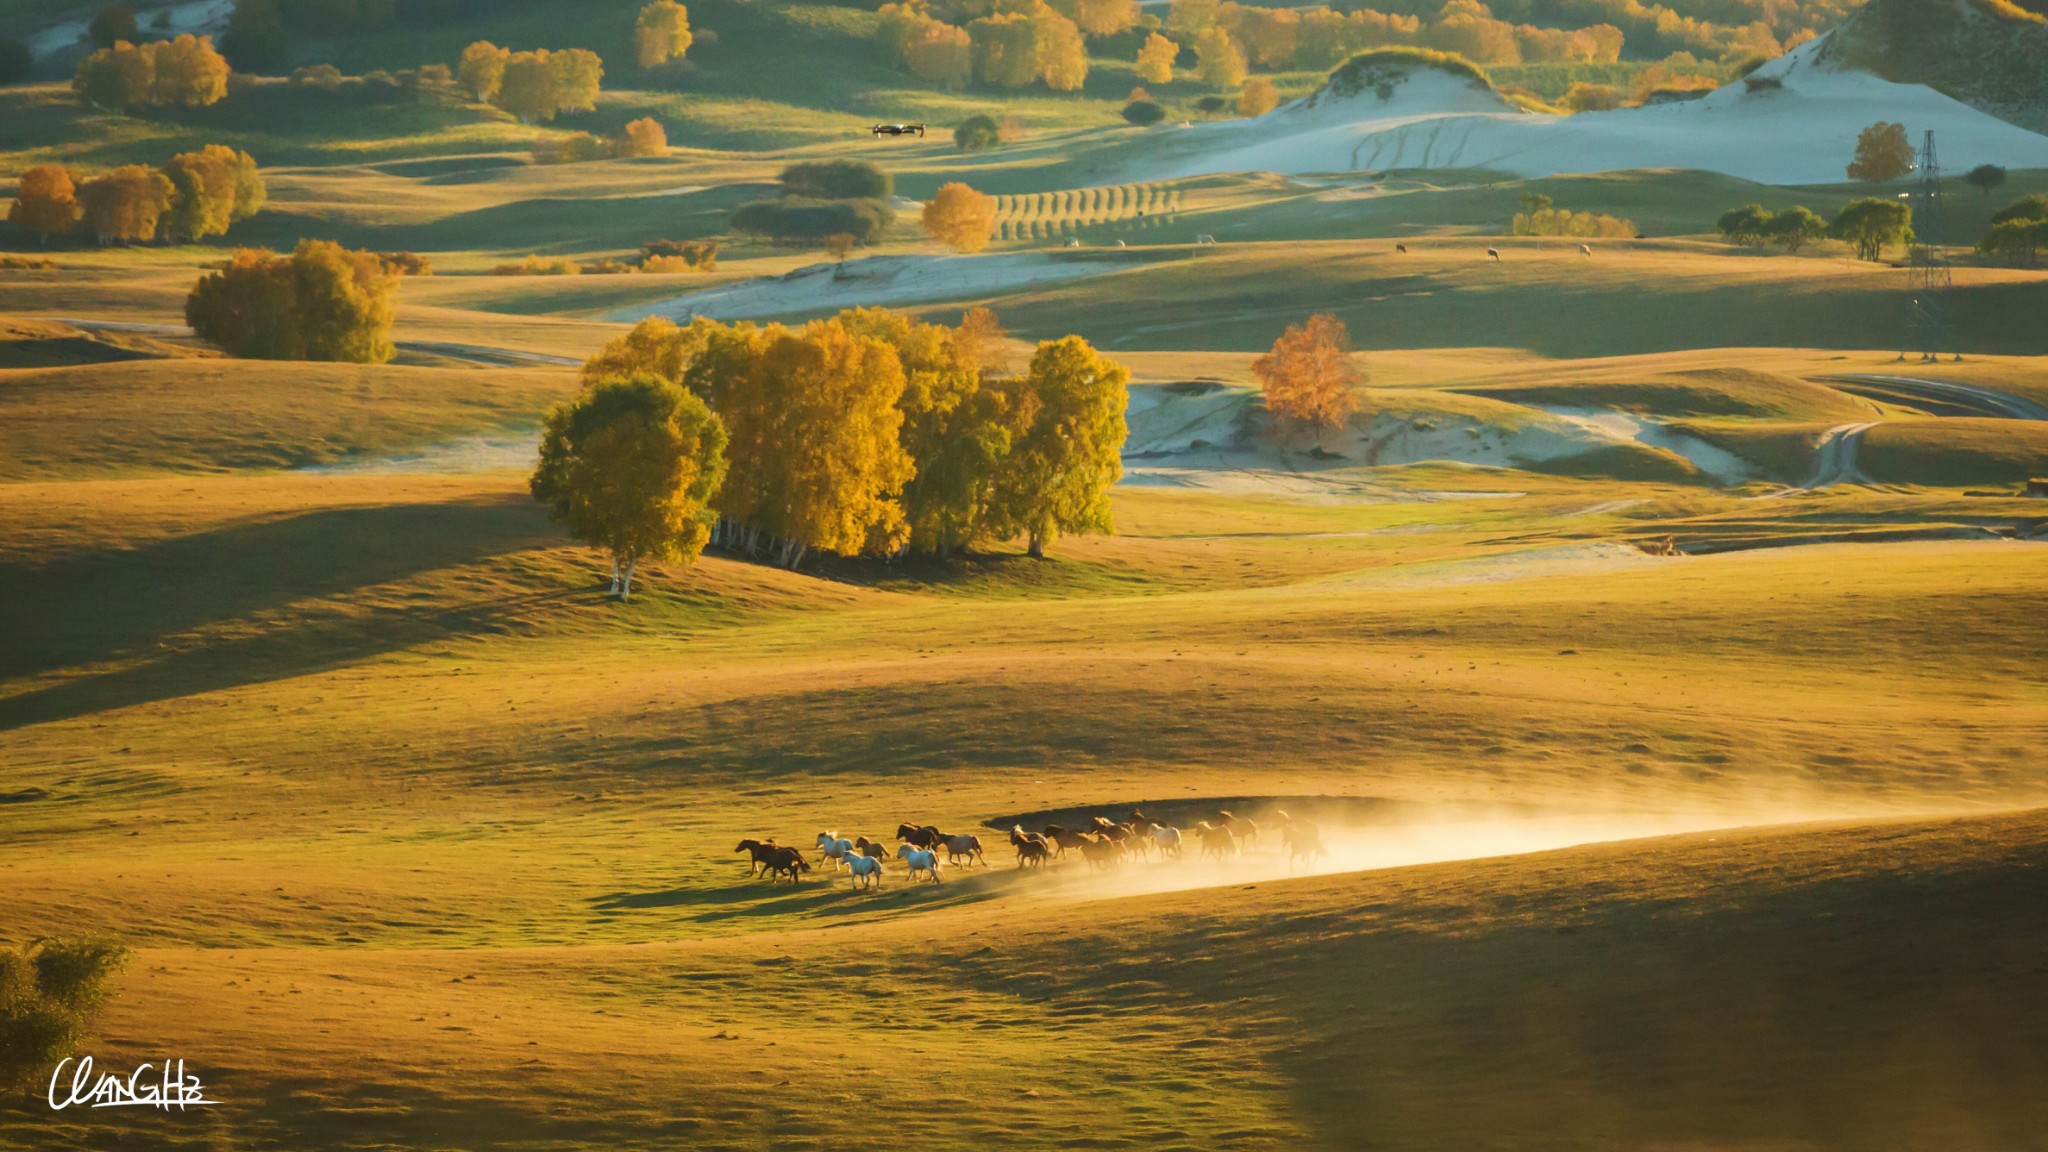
left=845, top=852, right=883, bottom=890
left=1153, top=825, right=1183, bottom=860
left=816, top=832, right=854, bottom=870
left=895, top=843, right=942, bottom=884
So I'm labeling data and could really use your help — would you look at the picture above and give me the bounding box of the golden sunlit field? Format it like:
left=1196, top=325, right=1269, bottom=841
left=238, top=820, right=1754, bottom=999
left=5, top=0, right=2048, bottom=1147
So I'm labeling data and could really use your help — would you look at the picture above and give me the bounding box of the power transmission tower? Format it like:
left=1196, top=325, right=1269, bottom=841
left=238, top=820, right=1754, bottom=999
left=1901, top=129, right=1959, bottom=363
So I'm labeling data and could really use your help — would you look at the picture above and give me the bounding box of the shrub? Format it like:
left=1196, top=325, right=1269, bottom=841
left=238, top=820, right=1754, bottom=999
left=0, top=938, right=128, bottom=1089
left=640, top=238, right=717, bottom=270
left=1513, top=207, right=1636, bottom=238
left=493, top=253, right=581, bottom=275
left=186, top=239, right=398, bottom=362
left=954, top=114, right=1001, bottom=151
left=730, top=197, right=894, bottom=245
left=1122, top=97, right=1166, bottom=125
left=619, top=116, right=668, bottom=157
left=1325, top=47, right=1491, bottom=95
left=1239, top=76, right=1278, bottom=116
left=581, top=257, right=637, bottom=274
left=1560, top=81, right=1623, bottom=111
left=378, top=251, right=432, bottom=275
left=1194, top=93, right=1228, bottom=115
left=779, top=159, right=892, bottom=201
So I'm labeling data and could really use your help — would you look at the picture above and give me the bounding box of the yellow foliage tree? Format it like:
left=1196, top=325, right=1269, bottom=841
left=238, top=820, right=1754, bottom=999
left=1135, top=32, right=1177, bottom=84
left=8, top=165, right=82, bottom=242
left=457, top=40, right=509, bottom=100
left=685, top=319, right=914, bottom=567
left=904, top=20, right=972, bottom=88
left=922, top=182, right=998, bottom=253
left=1847, top=121, right=1914, bottom=183
left=148, top=34, right=228, bottom=107
left=76, top=165, right=173, bottom=244
left=1194, top=26, right=1246, bottom=88
left=1033, top=8, right=1089, bottom=90
left=1073, top=0, right=1139, bottom=37
left=1239, top=75, right=1278, bottom=116
left=580, top=315, right=726, bottom=387
left=1252, top=313, right=1363, bottom=450
left=634, top=0, right=693, bottom=68
left=186, top=240, right=398, bottom=363
left=620, top=116, right=669, bottom=157
left=531, top=374, right=728, bottom=600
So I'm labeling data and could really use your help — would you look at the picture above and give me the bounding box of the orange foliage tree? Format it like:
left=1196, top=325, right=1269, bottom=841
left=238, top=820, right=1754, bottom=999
left=8, top=165, right=82, bottom=242
left=1252, top=313, right=1364, bottom=450
left=922, top=182, right=998, bottom=253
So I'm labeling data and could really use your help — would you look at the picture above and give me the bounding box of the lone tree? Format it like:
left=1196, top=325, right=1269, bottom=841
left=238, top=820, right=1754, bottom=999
left=991, top=335, right=1129, bottom=558
left=1253, top=313, right=1364, bottom=451
left=8, top=164, right=82, bottom=242
left=1764, top=205, right=1827, bottom=252
left=634, top=0, right=692, bottom=69
left=0, top=937, right=127, bottom=1089
left=1238, top=76, right=1278, bottom=117
left=531, top=374, right=729, bottom=601
left=1964, top=163, right=2007, bottom=198
left=1830, top=198, right=1912, bottom=262
left=922, top=182, right=997, bottom=253
left=1847, top=121, right=1914, bottom=183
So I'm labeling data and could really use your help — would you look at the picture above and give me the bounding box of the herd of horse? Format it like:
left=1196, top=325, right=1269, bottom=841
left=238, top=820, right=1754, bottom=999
left=734, top=809, right=1329, bottom=890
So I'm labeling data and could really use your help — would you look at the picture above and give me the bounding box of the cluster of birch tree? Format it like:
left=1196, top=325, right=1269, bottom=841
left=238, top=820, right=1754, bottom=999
left=532, top=308, right=1129, bottom=598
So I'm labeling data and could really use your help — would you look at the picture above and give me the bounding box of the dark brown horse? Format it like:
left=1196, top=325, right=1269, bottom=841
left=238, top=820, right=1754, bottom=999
left=896, top=822, right=943, bottom=849
left=763, top=845, right=810, bottom=884
left=1042, top=824, right=1092, bottom=857
left=1010, top=826, right=1051, bottom=869
left=735, top=838, right=781, bottom=877
left=1077, top=832, right=1123, bottom=870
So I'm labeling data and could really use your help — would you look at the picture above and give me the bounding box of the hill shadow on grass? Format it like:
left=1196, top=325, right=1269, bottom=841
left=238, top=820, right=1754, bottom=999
left=0, top=494, right=566, bottom=729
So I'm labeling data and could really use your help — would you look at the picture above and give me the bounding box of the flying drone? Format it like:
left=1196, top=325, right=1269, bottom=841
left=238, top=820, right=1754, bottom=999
left=870, top=123, right=927, bottom=137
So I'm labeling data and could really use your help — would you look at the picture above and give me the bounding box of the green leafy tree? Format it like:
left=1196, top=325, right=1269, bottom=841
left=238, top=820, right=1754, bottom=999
left=1716, top=204, right=1773, bottom=245
left=1990, top=193, right=2048, bottom=227
left=991, top=335, right=1129, bottom=558
left=1830, top=198, right=1912, bottom=262
left=780, top=159, right=891, bottom=200
left=1977, top=219, right=2046, bottom=267
left=1123, top=96, right=1165, bottom=124
left=0, top=938, right=128, bottom=1089
left=1846, top=121, right=1914, bottom=183
left=1964, top=163, right=2007, bottom=198
left=161, top=148, right=237, bottom=242
left=222, top=0, right=291, bottom=73
left=954, top=113, right=1001, bottom=151
left=634, top=0, right=692, bottom=68
left=531, top=374, right=728, bottom=600
left=1764, top=205, right=1827, bottom=252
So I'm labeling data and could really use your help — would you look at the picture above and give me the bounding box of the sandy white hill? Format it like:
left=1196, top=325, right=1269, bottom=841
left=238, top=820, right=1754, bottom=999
left=609, top=253, right=1126, bottom=324
left=1126, top=39, right=2048, bottom=186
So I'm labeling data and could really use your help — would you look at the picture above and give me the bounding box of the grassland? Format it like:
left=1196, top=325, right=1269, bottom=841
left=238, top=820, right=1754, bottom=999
left=4, top=10, right=2048, bottom=1148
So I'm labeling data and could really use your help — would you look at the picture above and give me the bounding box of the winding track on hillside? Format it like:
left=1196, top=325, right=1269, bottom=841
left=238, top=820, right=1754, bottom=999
left=36, top=318, right=582, bottom=368
left=1818, top=374, right=2048, bottom=422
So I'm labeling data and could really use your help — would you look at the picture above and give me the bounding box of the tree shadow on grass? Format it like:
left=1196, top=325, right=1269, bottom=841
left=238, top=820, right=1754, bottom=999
left=0, top=493, right=567, bottom=730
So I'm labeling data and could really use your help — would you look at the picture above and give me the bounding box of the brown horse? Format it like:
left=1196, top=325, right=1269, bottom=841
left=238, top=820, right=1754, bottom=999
left=854, top=836, right=888, bottom=861
left=1011, top=826, right=1051, bottom=869
left=1283, top=819, right=1327, bottom=870
left=735, top=838, right=781, bottom=877
left=763, top=846, right=811, bottom=884
left=1077, top=832, right=1123, bottom=870
left=1042, top=824, right=1093, bottom=858
left=895, top=822, right=943, bottom=849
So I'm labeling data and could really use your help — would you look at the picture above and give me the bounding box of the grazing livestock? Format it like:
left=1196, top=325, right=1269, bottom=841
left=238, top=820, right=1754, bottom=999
left=1487, top=247, right=1501, bottom=261
left=816, top=832, right=855, bottom=870
left=940, top=833, right=986, bottom=867
left=735, top=838, right=781, bottom=877
left=1579, top=243, right=1593, bottom=256
left=1195, top=234, right=1217, bottom=245
left=1152, top=824, right=1183, bottom=859
left=896, top=822, right=943, bottom=849
left=845, top=852, right=883, bottom=890
left=1063, top=237, right=1081, bottom=248
left=895, top=843, right=943, bottom=884
left=1193, top=821, right=1237, bottom=861
left=1395, top=243, right=1408, bottom=253
left=1218, top=810, right=1259, bottom=849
